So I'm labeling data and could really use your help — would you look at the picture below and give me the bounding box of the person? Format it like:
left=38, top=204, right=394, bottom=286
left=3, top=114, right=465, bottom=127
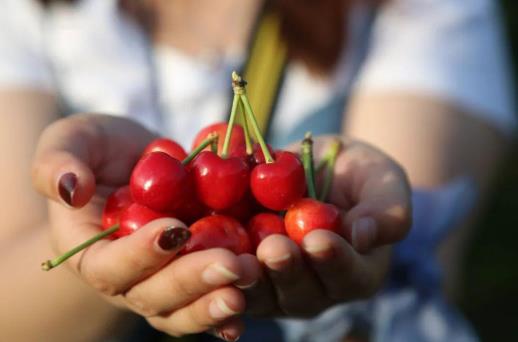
left=0, top=0, right=514, bottom=341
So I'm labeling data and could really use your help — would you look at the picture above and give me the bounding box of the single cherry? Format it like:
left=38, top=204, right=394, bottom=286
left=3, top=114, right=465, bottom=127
left=114, top=203, right=172, bottom=238
left=192, top=122, right=246, bottom=157
left=210, top=191, right=259, bottom=224
left=143, top=138, right=188, bottom=161
left=249, top=143, right=274, bottom=166
left=247, top=213, right=286, bottom=251
left=102, top=185, right=133, bottom=229
left=182, top=215, right=252, bottom=255
left=191, top=151, right=249, bottom=210
left=130, top=151, right=189, bottom=212
left=250, top=151, right=306, bottom=211
left=284, top=198, right=342, bottom=245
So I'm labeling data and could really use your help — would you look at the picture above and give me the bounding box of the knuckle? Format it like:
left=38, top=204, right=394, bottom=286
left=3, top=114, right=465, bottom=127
left=125, top=292, right=160, bottom=317
left=82, top=266, right=121, bottom=296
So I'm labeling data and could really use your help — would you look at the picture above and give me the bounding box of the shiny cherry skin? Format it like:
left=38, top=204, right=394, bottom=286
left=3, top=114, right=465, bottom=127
left=250, top=151, right=306, bottom=211
left=130, top=151, right=189, bottom=212
left=210, top=191, right=259, bottom=224
left=182, top=215, right=252, bottom=255
left=114, top=203, right=171, bottom=238
left=191, top=151, right=250, bottom=210
left=143, top=138, right=188, bottom=161
left=284, top=198, right=342, bottom=245
left=249, top=143, right=274, bottom=166
left=247, top=213, right=286, bottom=251
left=191, top=122, right=246, bottom=157
left=102, top=185, right=133, bottom=229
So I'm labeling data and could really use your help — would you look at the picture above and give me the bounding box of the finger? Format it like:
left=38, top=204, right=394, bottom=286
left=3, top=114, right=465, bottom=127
left=32, top=114, right=156, bottom=207
left=147, top=287, right=245, bottom=336
left=301, top=230, right=390, bottom=301
left=77, top=217, right=189, bottom=296
left=124, top=248, right=243, bottom=317
left=210, top=317, right=245, bottom=342
left=256, top=235, right=331, bottom=317
left=328, top=141, right=412, bottom=251
left=236, top=253, right=279, bottom=316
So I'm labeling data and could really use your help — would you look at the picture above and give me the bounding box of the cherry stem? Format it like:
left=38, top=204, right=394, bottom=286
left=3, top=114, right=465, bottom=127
left=182, top=133, right=218, bottom=165
left=240, top=100, right=253, bottom=155
left=221, top=93, right=240, bottom=158
left=232, top=71, right=274, bottom=163
left=41, top=224, right=119, bottom=271
left=302, top=132, right=317, bottom=199
left=318, top=139, right=342, bottom=202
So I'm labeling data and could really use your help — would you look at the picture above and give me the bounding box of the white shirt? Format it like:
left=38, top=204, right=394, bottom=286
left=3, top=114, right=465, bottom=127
left=0, top=0, right=515, bottom=148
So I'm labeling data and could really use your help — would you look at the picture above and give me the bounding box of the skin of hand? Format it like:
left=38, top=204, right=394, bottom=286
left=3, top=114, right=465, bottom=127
left=32, top=114, right=256, bottom=339
left=236, top=136, right=413, bottom=318
left=32, top=114, right=412, bottom=340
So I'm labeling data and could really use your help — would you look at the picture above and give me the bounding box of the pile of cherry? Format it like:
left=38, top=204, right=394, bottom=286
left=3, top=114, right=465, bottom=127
left=42, top=72, right=343, bottom=271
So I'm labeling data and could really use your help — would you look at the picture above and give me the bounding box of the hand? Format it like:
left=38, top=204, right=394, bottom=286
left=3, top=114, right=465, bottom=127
left=240, top=135, right=412, bottom=317
left=32, top=114, right=251, bottom=340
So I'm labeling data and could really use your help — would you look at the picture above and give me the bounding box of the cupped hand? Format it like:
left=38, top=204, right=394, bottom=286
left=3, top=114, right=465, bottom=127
left=32, top=114, right=248, bottom=340
left=240, top=135, right=412, bottom=317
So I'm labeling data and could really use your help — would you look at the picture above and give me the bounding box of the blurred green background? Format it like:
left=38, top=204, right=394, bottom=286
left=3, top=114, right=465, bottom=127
left=460, top=1, right=518, bottom=340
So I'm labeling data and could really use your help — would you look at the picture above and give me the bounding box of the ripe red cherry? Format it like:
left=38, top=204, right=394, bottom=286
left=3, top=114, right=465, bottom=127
left=247, top=213, right=286, bottom=251
left=210, top=191, right=259, bottom=224
left=191, top=151, right=249, bottom=210
left=114, top=203, right=171, bottom=238
left=130, top=152, right=188, bottom=212
left=284, top=198, right=342, bottom=245
left=102, top=185, right=133, bottom=229
left=191, top=122, right=246, bottom=157
left=143, top=138, right=188, bottom=161
left=182, top=215, right=252, bottom=255
left=173, top=194, right=208, bottom=225
left=250, top=143, right=274, bottom=166
left=250, top=151, right=306, bottom=211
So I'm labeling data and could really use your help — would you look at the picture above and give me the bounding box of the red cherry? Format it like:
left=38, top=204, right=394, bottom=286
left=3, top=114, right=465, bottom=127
left=114, top=203, right=171, bottom=238
left=250, top=143, right=274, bottom=166
left=191, top=122, right=246, bottom=157
left=143, top=138, right=188, bottom=161
left=210, top=191, right=259, bottom=224
left=182, top=215, right=252, bottom=255
left=250, top=151, right=306, bottom=211
left=130, top=152, right=188, bottom=212
left=284, top=198, right=342, bottom=245
left=173, top=194, right=208, bottom=225
left=191, top=151, right=249, bottom=210
left=247, top=213, right=286, bottom=251
left=102, top=185, right=133, bottom=229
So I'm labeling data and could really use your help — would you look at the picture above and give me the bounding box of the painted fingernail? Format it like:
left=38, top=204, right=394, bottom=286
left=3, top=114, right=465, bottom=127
left=209, top=297, right=237, bottom=320
left=58, top=172, right=77, bottom=206
left=217, top=330, right=241, bottom=342
left=157, top=226, right=190, bottom=251
left=352, top=217, right=377, bottom=252
left=202, top=263, right=239, bottom=285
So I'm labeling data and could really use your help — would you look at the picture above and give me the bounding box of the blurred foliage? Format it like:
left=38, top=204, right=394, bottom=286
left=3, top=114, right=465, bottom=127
left=460, top=1, right=518, bottom=340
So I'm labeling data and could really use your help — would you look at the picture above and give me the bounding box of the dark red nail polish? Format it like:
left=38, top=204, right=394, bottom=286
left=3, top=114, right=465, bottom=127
left=158, top=226, right=191, bottom=251
left=58, top=173, right=77, bottom=206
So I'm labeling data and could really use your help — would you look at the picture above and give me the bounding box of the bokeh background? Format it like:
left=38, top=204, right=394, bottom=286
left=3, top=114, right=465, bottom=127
left=459, top=1, right=518, bottom=340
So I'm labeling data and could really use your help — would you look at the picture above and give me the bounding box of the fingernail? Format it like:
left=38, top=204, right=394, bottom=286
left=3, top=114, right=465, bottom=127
left=58, top=172, right=77, bottom=206
left=265, top=253, right=291, bottom=270
left=157, top=226, right=191, bottom=251
left=202, top=263, right=239, bottom=285
left=209, top=297, right=237, bottom=320
left=352, top=217, right=377, bottom=252
left=217, top=330, right=241, bottom=342
left=304, top=243, right=333, bottom=259
left=235, top=279, right=258, bottom=290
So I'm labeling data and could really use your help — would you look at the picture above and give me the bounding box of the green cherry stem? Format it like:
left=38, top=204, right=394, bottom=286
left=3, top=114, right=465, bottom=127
left=182, top=133, right=218, bottom=165
left=240, top=100, right=253, bottom=155
left=231, top=71, right=274, bottom=163
left=301, top=132, right=317, bottom=199
left=41, top=224, right=120, bottom=271
left=318, top=139, right=342, bottom=202
left=221, top=93, right=240, bottom=159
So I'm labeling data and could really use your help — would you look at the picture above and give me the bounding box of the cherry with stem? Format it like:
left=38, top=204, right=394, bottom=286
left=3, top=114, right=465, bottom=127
left=41, top=135, right=218, bottom=271
left=301, top=132, right=317, bottom=199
